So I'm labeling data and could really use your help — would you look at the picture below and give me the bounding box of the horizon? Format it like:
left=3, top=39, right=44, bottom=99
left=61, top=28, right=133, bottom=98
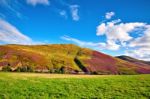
left=0, top=0, right=150, bottom=61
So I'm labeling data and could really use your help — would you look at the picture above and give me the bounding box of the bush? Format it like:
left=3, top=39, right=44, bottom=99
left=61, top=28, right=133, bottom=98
left=60, top=66, right=65, bottom=74
left=2, top=66, right=12, bottom=72
left=49, top=67, right=66, bottom=74
left=15, top=66, right=33, bottom=72
left=91, top=71, right=98, bottom=75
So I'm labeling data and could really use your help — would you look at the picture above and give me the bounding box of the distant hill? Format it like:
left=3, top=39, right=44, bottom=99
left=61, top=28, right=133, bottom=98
left=116, top=55, right=150, bottom=66
left=0, top=44, right=150, bottom=74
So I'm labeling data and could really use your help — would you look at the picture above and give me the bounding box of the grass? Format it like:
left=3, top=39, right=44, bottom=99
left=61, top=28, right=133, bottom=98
left=0, top=72, right=150, bottom=99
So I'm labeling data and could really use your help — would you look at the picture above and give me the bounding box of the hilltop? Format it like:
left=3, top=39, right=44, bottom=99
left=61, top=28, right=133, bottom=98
left=116, top=55, right=150, bottom=66
left=0, top=44, right=150, bottom=74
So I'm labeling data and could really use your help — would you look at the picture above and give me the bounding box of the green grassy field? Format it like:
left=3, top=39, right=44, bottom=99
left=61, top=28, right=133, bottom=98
left=0, top=73, right=150, bottom=99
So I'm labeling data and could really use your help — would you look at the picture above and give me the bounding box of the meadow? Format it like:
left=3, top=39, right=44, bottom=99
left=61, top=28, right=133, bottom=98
left=0, top=72, right=150, bottom=99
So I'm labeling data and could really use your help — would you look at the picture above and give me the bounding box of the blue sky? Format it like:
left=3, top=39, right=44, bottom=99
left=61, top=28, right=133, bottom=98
left=0, top=0, right=150, bottom=60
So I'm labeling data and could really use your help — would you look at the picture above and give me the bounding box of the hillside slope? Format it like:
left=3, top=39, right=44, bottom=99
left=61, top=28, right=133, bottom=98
left=0, top=44, right=150, bottom=74
left=116, top=55, right=150, bottom=66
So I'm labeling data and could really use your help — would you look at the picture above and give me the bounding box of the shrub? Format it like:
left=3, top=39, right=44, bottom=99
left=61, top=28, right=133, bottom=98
left=15, top=66, right=33, bottom=72
left=2, top=66, right=12, bottom=72
left=49, top=68, right=65, bottom=74
left=91, top=71, right=98, bottom=75
left=60, top=66, right=65, bottom=74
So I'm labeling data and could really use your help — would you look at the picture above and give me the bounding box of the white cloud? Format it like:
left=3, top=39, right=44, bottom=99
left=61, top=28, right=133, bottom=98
left=0, top=0, right=23, bottom=18
left=61, top=35, right=120, bottom=50
left=125, top=49, right=150, bottom=61
left=129, top=25, right=150, bottom=48
left=105, top=40, right=120, bottom=50
left=70, top=5, right=79, bottom=21
left=0, top=19, right=33, bottom=44
left=62, top=21, right=150, bottom=59
left=27, top=0, right=50, bottom=6
left=126, top=25, right=150, bottom=61
left=96, top=19, right=150, bottom=60
left=96, top=12, right=150, bottom=60
left=61, top=36, right=105, bottom=50
left=62, top=11, right=150, bottom=60
left=97, top=20, right=145, bottom=48
left=105, top=12, right=115, bottom=19
left=59, top=10, right=67, bottom=19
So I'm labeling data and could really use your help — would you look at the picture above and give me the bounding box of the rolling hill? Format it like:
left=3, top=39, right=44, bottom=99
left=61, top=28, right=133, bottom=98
left=116, top=55, right=150, bottom=66
left=0, top=44, right=150, bottom=74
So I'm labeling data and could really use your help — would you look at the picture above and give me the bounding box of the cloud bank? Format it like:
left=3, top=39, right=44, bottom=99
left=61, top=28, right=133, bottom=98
left=61, top=36, right=120, bottom=51
left=0, top=19, right=32, bottom=44
left=62, top=11, right=150, bottom=60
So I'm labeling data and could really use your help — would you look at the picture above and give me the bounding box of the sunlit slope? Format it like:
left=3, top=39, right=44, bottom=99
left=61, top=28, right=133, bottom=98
left=0, top=44, right=92, bottom=73
left=0, top=44, right=150, bottom=74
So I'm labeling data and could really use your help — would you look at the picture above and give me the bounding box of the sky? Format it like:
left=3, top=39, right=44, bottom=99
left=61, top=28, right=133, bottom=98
left=0, top=0, right=150, bottom=61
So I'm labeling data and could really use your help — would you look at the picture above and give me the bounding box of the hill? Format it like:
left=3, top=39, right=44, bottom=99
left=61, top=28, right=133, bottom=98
left=0, top=44, right=150, bottom=74
left=116, top=55, right=150, bottom=66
